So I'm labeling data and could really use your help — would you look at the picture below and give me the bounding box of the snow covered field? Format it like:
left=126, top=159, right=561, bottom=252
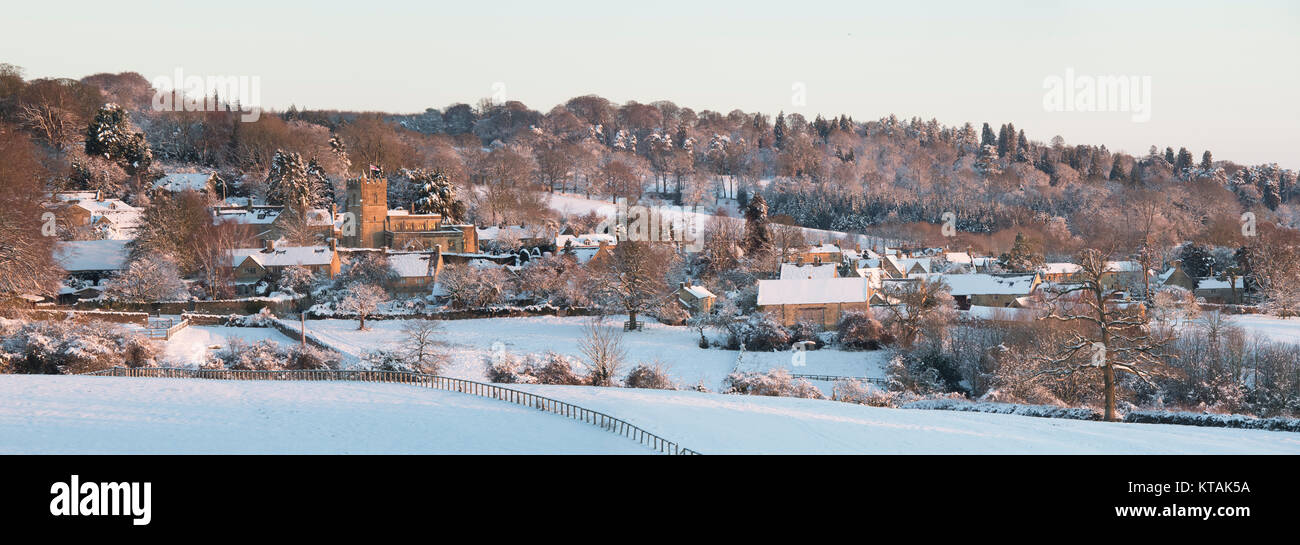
left=161, top=325, right=299, bottom=366
left=1228, top=314, right=1300, bottom=345
left=2, top=375, right=1295, bottom=454
left=502, top=384, right=1300, bottom=454
left=284, top=315, right=890, bottom=390
left=0, top=376, right=643, bottom=454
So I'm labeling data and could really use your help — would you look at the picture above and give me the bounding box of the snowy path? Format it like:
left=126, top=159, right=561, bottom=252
left=0, top=376, right=645, bottom=454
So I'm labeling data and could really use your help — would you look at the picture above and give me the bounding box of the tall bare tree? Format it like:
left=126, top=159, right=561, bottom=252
left=1037, top=248, right=1173, bottom=421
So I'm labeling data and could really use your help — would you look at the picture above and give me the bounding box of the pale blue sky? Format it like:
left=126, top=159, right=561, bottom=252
left=4, top=0, right=1297, bottom=167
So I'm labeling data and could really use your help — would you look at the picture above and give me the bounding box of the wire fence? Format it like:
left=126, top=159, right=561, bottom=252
left=82, top=367, right=700, bottom=455
left=790, top=373, right=888, bottom=385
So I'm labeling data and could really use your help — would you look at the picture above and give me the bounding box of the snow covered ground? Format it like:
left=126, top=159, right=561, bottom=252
left=1228, top=314, right=1300, bottom=345
left=502, top=384, right=1300, bottom=454
left=0, top=375, right=644, bottom=454
left=285, top=315, right=890, bottom=391
left=547, top=191, right=903, bottom=248
left=160, top=325, right=298, bottom=366
left=3, top=375, right=1295, bottom=454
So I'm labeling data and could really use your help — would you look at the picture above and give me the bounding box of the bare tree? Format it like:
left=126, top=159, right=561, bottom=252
left=590, top=240, right=676, bottom=331
left=0, top=126, right=60, bottom=298
left=401, top=318, right=446, bottom=374
left=1037, top=248, right=1173, bottom=421
left=338, top=283, right=387, bottom=330
left=878, top=276, right=955, bottom=348
left=580, top=316, right=627, bottom=386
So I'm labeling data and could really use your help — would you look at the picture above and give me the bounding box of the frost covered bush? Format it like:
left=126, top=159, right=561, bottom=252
left=903, top=398, right=1102, bottom=420
left=227, top=308, right=274, bottom=327
left=286, top=345, right=341, bottom=370
left=211, top=339, right=285, bottom=371
left=363, top=349, right=410, bottom=372
left=483, top=351, right=584, bottom=385
left=531, top=352, right=586, bottom=385
left=0, top=320, right=157, bottom=374
left=784, top=320, right=825, bottom=349
left=483, top=351, right=537, bottom=384
left=837, top=310, right=893, bottom=350
left=625, top=363, right=676, bottom=390
left=886, top=353, right=947, bottom=395
left=1123, top=410, right=1300, bottom=432
left=724, top=313, right=790, bottom=351
left=723, top=368, right=823, bottom=399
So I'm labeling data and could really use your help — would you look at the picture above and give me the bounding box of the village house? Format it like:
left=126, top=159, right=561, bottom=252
left=48, top=191, right=142, bottom=240
left=386, top=249, right=444, bottom=295
left=942, top=273, right=1041, bottom=309
left=229, top=240, right=341, bottom=295
left=556, top=233, right=617, bottom=264
left=780, top=262, right=839, bottom=280
left=674, top=279, right=717, bottom=316
left=789, top=243, right=842, bottom=265
left=344, top=174, right=478, bottom=252
left=1156, top=261, right=1197, bottom=291
left=212, top=200, right=341, bottom=244
left=756, top=277, right=873, bottom=328
left=52, top=239, right=131, bottom=304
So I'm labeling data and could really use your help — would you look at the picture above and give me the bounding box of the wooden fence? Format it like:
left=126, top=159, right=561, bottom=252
left=82, top=367, right=700, bottom=455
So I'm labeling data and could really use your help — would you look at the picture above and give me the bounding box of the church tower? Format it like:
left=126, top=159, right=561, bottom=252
left=344, top=173, right=388, bottom=248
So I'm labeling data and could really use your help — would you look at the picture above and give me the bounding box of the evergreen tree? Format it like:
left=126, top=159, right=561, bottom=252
left=773, top=111, right=787, bottom=150
left=266, top=150, right=321, bottom=209
left=84, top=103, right=153, bottom=175
left=980, top=123, right=997, bottom=148
left=410, top=169, right=466, bottom=222
left=1178, top=243, right=1215, bottom=278
left=743, top=193, right=774, bottom=256
left=997, top=232, right=1044, bottom=272
left=1200, top=150, right=1213, bottom=170
left=1015, top=130, right=1030, bottom=162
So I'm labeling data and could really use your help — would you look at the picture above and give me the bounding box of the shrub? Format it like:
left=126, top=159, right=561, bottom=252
left=531, top=352, right=586, bottom=385
left=214, top=339, right=287, bottom=370
left=0, top=320, right=156, bottom=374
left=625, top=363, right=676, bottom=390
left=723, top=368, right=823, bottom=399
left=287, top=345, right=341, bottom=370
left=484, top=351, right=536, bottom=384
left=784, top=320, right=825, bottom=349
left=837, top=310, right=892, bottom=350
left=725, top=314, right=790, bottom=351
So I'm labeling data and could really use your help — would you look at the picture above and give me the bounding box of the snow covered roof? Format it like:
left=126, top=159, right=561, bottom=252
left=780, top=263, right=839, bottom=280
left=1196, top=277, right=1244, bottom=290
left=478, top=225, right=546, bottom=241
left=388, top=253, right=438, bottom=278
left=54, top=240, right=130, bottom=272
left=154, top=173, right=213, bottom=193
left=1157, top=268, right=1177, bottom=284
left=231, top=246, right=335, bottom=268
left=680, top=284, right=715, bottom=300
left=944, top=252, right=973, bottom=264
left=806, top=243, right=842, bottom=255
left=941, top=273, right=1038, bottom=296
left=757, top=277, right=872, bottom=306
left=1105, top=260, right=1143, bottom=273
left=1041, top=262, right=1081, bottom=275
left=214, top=206, right=282, bottom=225
left=557, top=233, right=617, bottom=247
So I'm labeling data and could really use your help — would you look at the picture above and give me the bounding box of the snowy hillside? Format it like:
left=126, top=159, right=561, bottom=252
left=2, top=376, right=1296, bottom=454
left=500, top=384, right=1300, bottom=454
left=0, top=376, right=644, bottom=454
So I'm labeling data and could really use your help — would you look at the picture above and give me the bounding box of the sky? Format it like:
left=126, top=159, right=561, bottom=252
left=4, top=0, right=1298, bottom=168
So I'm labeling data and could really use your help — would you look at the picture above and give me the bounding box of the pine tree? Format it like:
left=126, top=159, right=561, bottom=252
left=1200, top=150, right=1213, bottom=170
left=997, top=232, right=1044, bottom=272
left=981, top=123, right=997, bottom=148
left=773, top=111, right=787, bottom=150
left=266, top=150, right=321, bottom=209
left=1015, top=130, right=1030, bottom=162
left=84, top=103, right=152, bottom=175
left=410, top=169, right=466, bottom=222
left=743, top=193, right=774, bottom=256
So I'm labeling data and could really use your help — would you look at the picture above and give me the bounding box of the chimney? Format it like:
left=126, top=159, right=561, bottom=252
left=94, top=190, right=102, bottom=202
left=328, top=238, right=337, bottom=251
